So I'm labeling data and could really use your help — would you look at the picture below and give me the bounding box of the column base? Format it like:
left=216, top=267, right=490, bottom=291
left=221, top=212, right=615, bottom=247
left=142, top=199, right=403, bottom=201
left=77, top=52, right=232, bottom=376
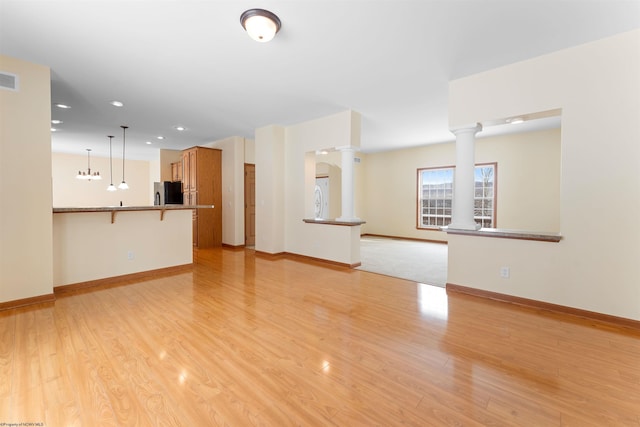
left=446, top=222, right=481, bottom=231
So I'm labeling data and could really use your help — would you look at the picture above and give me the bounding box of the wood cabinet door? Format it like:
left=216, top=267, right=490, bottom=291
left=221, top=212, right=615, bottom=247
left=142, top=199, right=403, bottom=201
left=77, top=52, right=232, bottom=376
left=182, top=151, right=190, bottom=191
left=192, top=211, right=198, bottom=247
left=188, top=150, right=197, bottom=191
left=171, top=162, right=182, bottom=182
left=185, top=191, right=197, bottom=206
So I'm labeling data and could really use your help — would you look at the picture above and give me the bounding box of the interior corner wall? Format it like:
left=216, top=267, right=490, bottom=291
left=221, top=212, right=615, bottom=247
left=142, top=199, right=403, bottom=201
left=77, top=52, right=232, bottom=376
left=361, top=128, right=561, bottom=241
left=159, top=149, right=181, bottom=182
left=0, top=55, right=54, bottom=303
left=244, top=138, right=255, bottom=164
left=447, top=30, right=640, bottom=320
left=148, top=153, right=160, bottom=205
left=255, top=125, right=286, bottom=254
left=362, top=142, right=453, bottom=242
left=283, top=111, right=362, bottom=264
left=206, top=136, right=246, bottom=246
left=52, top=152, right=152, bottom=207
left=254, top=111, right=362, bottom=264
left=354, top=152, right=366, bottom=234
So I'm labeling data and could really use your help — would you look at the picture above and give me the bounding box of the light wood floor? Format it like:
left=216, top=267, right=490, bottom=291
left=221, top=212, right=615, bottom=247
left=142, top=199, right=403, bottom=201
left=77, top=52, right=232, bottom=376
left=2, top=248, right=639, bottom=426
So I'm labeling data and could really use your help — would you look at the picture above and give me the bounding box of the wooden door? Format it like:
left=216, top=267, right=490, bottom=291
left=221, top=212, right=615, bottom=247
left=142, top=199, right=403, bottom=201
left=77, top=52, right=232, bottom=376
left=244, top=164, right=256, bottom=246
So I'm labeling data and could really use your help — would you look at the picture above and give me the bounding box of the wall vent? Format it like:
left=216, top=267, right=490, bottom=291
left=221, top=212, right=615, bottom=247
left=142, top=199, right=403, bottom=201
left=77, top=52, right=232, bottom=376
left=0, top=72, right=18, bottom=91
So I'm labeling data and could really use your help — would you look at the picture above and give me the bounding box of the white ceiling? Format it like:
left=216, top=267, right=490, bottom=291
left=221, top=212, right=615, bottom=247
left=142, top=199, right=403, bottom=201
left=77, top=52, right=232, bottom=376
left=1, top=0, right=639, bottom=160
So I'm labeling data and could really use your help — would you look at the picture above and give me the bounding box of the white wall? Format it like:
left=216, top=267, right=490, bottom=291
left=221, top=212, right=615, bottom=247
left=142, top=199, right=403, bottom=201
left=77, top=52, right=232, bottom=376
left=0, top=55, right=54, bottom=303
left=159, top=148, right=181, bottom=182
left=52, top=152, right=152, bottom=207
left=362, top=128, right=561, bottom=241
left=245, top=138, right=255, bottom=164
left=255, top=125, right=286, bottom=254
left=53, top=210, right=192, bottom=286
left=447, top=30, right=640, bottom=320
left=254, top=110, right=362, bottom=265
left=148, top=154, right=160, bottom=205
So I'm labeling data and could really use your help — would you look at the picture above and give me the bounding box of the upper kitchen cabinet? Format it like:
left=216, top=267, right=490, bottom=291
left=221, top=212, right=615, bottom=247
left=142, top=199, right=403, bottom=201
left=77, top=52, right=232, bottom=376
left=171, top=161, right=182, bottom=182
left=182, top=146, right=222, bottom=248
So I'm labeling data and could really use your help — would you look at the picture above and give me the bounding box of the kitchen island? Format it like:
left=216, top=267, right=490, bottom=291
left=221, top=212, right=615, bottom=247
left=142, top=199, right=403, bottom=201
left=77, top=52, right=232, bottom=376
left=52, top=205, right=211, bottom=291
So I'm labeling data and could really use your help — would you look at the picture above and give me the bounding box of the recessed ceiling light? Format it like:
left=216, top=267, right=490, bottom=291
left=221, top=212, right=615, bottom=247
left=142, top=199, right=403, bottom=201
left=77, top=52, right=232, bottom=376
left=174, top=125, right=186, bottom=131
left=51, top=119, right=63, bottom=124
left=110, top=100, right=124, bottom=107
left=157, top=136, right=165, bottom=140
left=508, top=117, right=524, bottom=124
left=55, top=103, right=71, bottom=109
left=51, top=127, right=58, bottom=132
left=146, top=141, right=152, bottom=145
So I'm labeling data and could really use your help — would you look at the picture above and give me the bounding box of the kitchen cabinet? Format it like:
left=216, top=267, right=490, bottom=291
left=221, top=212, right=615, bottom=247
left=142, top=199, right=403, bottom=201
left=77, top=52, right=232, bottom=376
left=182, top=146, right=222, bottom=248
left=171, top=161, right=182, bottom=182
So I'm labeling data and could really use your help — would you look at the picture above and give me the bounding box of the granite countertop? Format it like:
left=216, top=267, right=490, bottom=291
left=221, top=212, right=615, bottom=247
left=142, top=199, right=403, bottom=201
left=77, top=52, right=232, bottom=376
left=302, top=218, right=366, bottom=226
left=53, top=205, right=214, bottom=213
left=53, top=205, right=215, bottom=223
left=444, top=227, right=562, bottom=242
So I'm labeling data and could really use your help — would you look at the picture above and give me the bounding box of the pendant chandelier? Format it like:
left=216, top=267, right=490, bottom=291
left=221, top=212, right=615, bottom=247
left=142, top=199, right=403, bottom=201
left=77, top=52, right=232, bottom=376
left=118, top=125, right=129, bottom=190
left=76, top=148, right=101, bottom=180
left=106, top=135, right=117, bottom=191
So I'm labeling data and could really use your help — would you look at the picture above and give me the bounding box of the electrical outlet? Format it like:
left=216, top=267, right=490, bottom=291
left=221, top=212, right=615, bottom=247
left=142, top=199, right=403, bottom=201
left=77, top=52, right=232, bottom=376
left=500, top=266, right=510, bottom=278
left=127, top=251, right=134, bottom=261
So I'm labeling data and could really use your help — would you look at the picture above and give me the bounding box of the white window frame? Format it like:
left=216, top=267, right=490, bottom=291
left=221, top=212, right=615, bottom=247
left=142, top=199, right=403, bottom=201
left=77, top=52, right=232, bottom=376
left=417, top=163, right=496, bottom=230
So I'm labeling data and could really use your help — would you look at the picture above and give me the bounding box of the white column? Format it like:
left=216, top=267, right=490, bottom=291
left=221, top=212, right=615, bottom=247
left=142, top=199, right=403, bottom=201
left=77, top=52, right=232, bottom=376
left=449, top=123, right=482, bottom=230
left=336, top=147, right=359, bottom=222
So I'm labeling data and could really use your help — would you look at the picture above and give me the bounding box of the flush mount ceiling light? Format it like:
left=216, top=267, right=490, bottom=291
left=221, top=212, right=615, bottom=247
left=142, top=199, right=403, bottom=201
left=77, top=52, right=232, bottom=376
left=173, top=125, right=186, bottom=131
left=110, top=100, right=124, bottom=107
left=240, top=8, right=281, bottom=42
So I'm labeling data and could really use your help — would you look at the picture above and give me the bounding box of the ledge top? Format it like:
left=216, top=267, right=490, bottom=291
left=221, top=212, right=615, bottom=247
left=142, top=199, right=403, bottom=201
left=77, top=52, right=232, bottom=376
left=53, top=205, right=213, bottom=213
left=444, top=227, right=562, bottom=242
left=302, top=218, right=366, bottom=226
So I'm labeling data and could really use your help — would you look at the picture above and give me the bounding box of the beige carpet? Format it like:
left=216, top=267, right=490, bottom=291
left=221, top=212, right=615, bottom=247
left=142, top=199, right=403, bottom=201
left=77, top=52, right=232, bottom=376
left=357, top=236, right=448, bottom=287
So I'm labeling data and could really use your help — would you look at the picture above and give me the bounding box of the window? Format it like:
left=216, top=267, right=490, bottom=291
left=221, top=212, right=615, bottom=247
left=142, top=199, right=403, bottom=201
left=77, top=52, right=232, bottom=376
left=417, top=163, right=496, bottom=229
left=417, top=167, right=454, bottom=228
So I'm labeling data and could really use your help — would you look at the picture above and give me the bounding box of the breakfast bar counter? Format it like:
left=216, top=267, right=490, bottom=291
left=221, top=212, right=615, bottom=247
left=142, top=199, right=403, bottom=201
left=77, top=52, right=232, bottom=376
left=53, top=204, right=214, bottom=223
left=52, top=206, right=202, bottom=289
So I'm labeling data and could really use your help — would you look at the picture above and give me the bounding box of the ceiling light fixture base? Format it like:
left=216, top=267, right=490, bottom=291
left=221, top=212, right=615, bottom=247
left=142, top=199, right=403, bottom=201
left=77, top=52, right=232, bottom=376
left=240, top=8, right=281, bottom=43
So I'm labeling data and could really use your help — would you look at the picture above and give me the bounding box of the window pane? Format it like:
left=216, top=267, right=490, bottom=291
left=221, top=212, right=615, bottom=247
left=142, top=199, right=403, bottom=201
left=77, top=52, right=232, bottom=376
left=418, top=167, right=454, bottom=229
left=419, top=165, right=494, bottom=229
left=473, top=164, right=496, bottom=228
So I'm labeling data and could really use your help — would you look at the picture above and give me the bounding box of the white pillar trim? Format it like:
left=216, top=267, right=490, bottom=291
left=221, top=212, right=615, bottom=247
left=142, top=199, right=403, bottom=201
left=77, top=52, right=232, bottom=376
left=448, top=123, right=482, bottom=231
left=336, top=147, right=360, bottom=222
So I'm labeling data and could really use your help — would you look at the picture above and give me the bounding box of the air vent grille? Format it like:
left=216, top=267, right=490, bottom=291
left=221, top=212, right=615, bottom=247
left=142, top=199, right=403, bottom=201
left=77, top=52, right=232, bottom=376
left=0, top=72, right=18, bottom=91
